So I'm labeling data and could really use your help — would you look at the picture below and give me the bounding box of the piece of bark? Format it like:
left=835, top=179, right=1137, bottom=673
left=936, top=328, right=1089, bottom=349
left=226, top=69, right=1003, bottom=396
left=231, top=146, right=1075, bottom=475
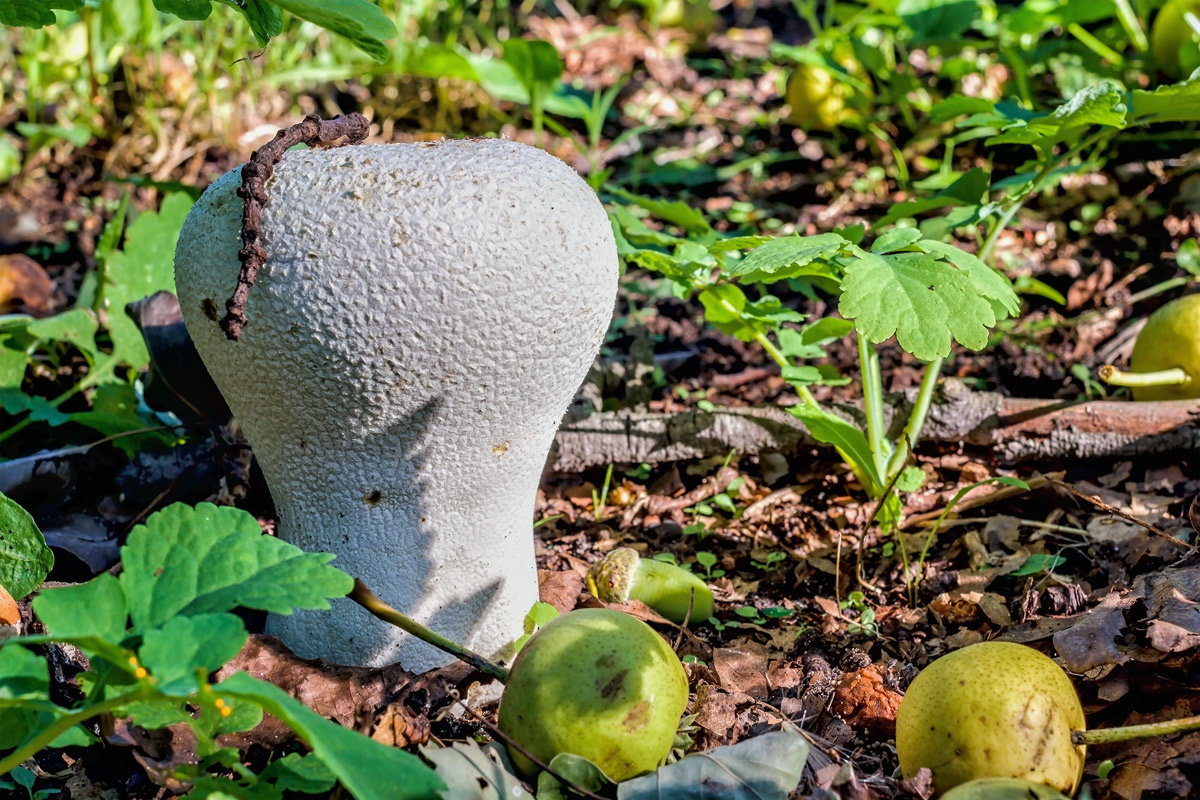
left=547, top=379, right=1200, bottom=471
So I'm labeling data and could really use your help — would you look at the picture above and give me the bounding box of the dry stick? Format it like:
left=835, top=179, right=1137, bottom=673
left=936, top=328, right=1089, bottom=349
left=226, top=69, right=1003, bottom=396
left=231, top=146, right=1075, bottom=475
left=348, top=579, right=509, bottom=683
left=453, top=700, right=611, bottom=800
left=1048, top=478, right=1192, bottom=551
left=222, top=113, right=371, bottom=341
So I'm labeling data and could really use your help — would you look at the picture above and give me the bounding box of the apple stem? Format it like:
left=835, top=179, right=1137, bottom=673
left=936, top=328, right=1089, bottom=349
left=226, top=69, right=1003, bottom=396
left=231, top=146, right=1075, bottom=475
left=1074, top=714, right=1200, bottom=746
left=349, top=578, right=510, bottom=683
left=1097, top=364, right=1190, bottom=389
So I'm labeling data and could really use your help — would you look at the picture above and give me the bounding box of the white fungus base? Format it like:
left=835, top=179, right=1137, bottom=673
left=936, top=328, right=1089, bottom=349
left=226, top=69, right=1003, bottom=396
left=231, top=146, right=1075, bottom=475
left=174, top=139, right=618, bottom=670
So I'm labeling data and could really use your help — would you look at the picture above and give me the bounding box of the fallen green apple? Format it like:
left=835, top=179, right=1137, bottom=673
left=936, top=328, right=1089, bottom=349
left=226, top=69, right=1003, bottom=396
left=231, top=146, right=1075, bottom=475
left=587, top=547, right=715, bottom=625
left=895, top=641, right=1085, bottom=795
left=496, top=608, right=690, bottom=781
left=940, top=777, right=1072, bottom=800
left=1099, top=294, right=1200, bottom=400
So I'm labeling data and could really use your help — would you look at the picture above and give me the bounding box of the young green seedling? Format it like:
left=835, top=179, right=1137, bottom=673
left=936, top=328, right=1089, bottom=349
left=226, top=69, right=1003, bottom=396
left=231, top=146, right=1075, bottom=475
left=174, top=116, right=619, bottom=670
left=350, top=582, right=690, bottom=783
left=587, top=547, right=715, bottom=625
left=1099, top=294, right=1200, bottom=400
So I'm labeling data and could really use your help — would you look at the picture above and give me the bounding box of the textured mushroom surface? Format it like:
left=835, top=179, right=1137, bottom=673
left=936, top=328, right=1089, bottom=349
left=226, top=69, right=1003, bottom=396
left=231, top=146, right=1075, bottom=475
left=174, top=139, right=618, bottom=669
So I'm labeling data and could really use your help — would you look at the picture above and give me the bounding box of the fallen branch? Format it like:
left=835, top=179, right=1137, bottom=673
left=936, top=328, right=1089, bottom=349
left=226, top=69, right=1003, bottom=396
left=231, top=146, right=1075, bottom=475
left=547, top=379, right=1200, bottom=471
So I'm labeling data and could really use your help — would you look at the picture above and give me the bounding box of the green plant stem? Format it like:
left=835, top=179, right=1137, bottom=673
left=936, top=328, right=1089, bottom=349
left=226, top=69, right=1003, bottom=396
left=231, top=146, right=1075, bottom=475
left=348, top=579, right=510, bottom=683
left=857, top=333, right=890, bottom=479
left=1067, top=23, right=1124, bottom=66
left=0, top=688, right=153, bottom=776
left=1075, top=714, right=1200, bottom=745
left=1097, top=365, right=1190, bottom=388
left=1127, top=276, right=1196, bottom=306
left=1112, top=0, right=1149, bottom=52
left=885, top=355, right=942, bottom=482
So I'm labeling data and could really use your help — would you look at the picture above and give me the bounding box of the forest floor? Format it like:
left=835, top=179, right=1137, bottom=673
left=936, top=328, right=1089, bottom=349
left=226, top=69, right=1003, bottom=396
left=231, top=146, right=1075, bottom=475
left=3, top=4, right=1200, bottom=800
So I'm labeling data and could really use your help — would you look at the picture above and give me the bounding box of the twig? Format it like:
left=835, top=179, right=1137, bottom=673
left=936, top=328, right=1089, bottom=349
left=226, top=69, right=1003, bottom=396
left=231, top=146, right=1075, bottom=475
left=1049, top=478, right=1192, bottom=550
left=454, top=699, right=612, bottom=800
left=348, top=579, right=509, bottom=683
left=222, top=113, right=370, bottom=340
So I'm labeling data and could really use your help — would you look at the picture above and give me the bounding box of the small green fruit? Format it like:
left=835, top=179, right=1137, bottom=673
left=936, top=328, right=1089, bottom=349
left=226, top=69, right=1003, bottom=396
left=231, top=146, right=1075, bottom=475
left=940, top=777, right=1072, bottom=800
left=1151, top=0, right=1200, bottom=76
left=497, top=608, right=690, bottom=781
left=785, top=54, right=871, bottom=131
left=587, top=548, right=715, bottom=625
left=1128, top=293, right=1200, bottom=400
left=895, top=641, right=1085, bottom=795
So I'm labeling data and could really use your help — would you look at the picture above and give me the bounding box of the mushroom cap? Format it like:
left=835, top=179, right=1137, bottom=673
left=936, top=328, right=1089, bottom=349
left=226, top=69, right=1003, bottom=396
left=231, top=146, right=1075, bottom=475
left=174, top=139, right=618, bottom=668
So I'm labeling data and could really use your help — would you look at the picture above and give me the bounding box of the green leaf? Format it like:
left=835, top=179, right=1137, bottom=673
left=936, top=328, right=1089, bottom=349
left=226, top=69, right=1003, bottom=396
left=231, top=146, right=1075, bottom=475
left=67, top=383, right=168, bottom=458
left=0, top=0, right=83, bottom=26
left=405, top=42, right=481, bottom=83
left=152, top=0, right=212, bottom=21
left=618, top=729, right=807, bottom=800
left=1179, top=239, right=1200, bottom=277
left=0, top=492, right=54, bottom=599
left=422, top=741, right=524, bottom=800
left=502, top=38, right=563, bottom=93
left=120, top=698, right=194, bottom=730
left=724, top=234, right=846, bottom=283
left=119, top=503, right=353, bottom=631
left=99, top=192, right=194, bottom=369
left=0, top=644, right=52, bottom=749
left=259, top=752, right=337, bottom=794
left=871, top=227, right=923, bottom=254
left=0, top=388, right=72, bottom=426
left=608, top=206, right=683, bottom=248
left=894, top=466, right=926, bottom=493
left=269, top=0, right=397, bottom=63
left=1010, top=554, right=1067, bottom=577
left=138, top=613, right=247, bottom=695
left=612, top=191, right=712, bottom=236
left=32, top=574, right=127, bottom=642
left=897, top=0, right=979, bottom=43
left=216, top=671, right=445, bottom=800
left=239, top=0, right=284, bottom=44
left=1130, top=75, right=1200, bottom=125
left=789, top=405, right=881, bottom=493
left=540, top=752, right=613, bottom=798
left=985, top=83, right=1126, bottom=153
left=920, top=240, right=1021, bottom=319
left=800, top=317, right=854, bottom=346
left=928, top=95, right=997, bottom=124
left=839, top=245, right=1008, bottom=360
left=876, top=168, right=988, bottom=229
left=26, top=308, right=101, bottom=361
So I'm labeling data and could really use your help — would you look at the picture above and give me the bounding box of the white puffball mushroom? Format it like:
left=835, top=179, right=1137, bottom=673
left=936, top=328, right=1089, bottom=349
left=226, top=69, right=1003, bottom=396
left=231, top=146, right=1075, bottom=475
left=174, top=139, right=618, bottom=670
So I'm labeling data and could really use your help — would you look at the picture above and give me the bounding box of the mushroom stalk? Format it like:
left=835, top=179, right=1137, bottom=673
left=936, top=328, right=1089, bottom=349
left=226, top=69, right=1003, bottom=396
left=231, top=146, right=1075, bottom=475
left=175, top=131, right=618, bottom=669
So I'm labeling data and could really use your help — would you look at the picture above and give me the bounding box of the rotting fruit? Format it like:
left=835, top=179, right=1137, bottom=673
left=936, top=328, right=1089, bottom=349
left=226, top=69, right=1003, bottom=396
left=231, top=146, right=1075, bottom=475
left=1098, top=293, right=1200, bottom=400
left=895, top=641, right=1085, bottom=795
left=496, top=607, right=690, bottom=781
left=587, top=547, right=715, bottom=625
